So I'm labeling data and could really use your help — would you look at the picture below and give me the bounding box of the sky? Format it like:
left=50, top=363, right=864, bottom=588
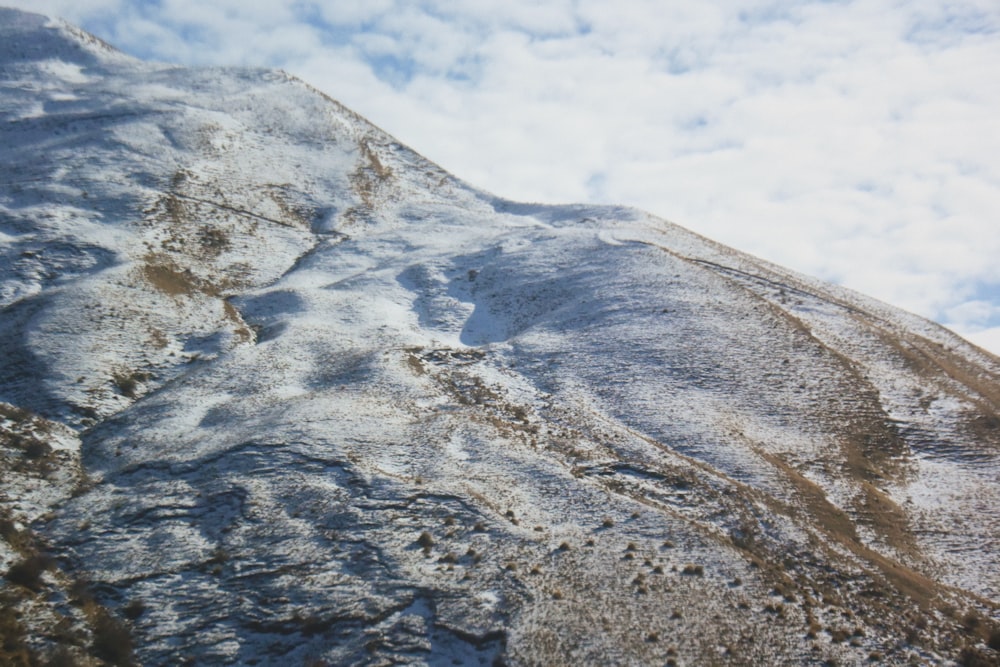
left=10, top=0, right=1000, bottom=355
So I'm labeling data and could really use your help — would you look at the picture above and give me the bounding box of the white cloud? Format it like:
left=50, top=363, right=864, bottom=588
left=7, top=0, right=1000, bottom=353
left=14, top=0, right=124, bottom=18
left=959, top=327, right=1000, bottom=359
left=311, top=0, right=398, bottom=28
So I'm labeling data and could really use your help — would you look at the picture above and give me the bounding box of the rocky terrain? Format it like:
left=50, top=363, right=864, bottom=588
left=1, top=7, right=998, bottom=666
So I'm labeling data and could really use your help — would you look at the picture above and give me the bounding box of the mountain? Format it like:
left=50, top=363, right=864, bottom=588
left=1, top=7, right=998, bottom=666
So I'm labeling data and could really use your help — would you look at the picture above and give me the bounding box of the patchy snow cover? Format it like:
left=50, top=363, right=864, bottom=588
left=1, top=7, right=998, bottom=666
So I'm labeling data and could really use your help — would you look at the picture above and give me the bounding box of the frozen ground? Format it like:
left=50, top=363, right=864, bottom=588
left=1, top=7, right=999, bottom=666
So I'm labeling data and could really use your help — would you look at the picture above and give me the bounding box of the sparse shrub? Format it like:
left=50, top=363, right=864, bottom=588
left=670, top=609, right=682, bottom=619
left=416, top=531, right=434, bottom=554
left=646, top=632, right=659, bottom=643
left=0, top=605, right=32, bottom=665
left=68, top=579, right=95, bottom=608
left=0, top=404, right=30, bottom=422
left=963, top=612, right=981, bottom=633
left=90, top=610, right=134, bottom=666
left=205, top=547, right=228, bottom=575
left=207, top=547, right=228, bottom=565
left=5, top=554, right=49, bottom=591
left=438, top=552, right=458, bottom=564
left=22, top=440, right=51, bottom=460
left=444, top=516, right=456, bottom=527
left=681, top=564, right=703, bottom=576
left=730, top=524, right=757, bottom=551
left=123, top=598, right=146, bottom=621
left=473, top=522, right=486, bottom=532
left=601, top=518, right=614, bottom=528
left=827, top=627, right=849, bottom=643
left=0, top=518, right=17, bottom=541
left=557, top=542, right=570, bottom=551
left=958, top=646, right=995, bottom=667
left=111, top=371, right=142, bottom=398
left=551, top=589, right=563, bottom=600
left=764, top=603, right=785, bottom=617
left=197, top=226, right=230, bottom=253
left=45, top=646, right=81, bottom=667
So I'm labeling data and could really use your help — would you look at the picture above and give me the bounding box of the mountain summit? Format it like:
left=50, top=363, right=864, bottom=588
left=1, top=8, right=998, bottom=666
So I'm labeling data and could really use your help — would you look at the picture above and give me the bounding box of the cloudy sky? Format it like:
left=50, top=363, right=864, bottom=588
left=13, top=0, right=1000, bottom=354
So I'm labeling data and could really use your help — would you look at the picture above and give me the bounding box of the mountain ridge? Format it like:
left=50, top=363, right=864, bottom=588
left=1, top=8, right=998, bottom=666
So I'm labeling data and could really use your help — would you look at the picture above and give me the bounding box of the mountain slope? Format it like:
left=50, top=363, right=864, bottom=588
left=1, top=8, right=998, bottom=666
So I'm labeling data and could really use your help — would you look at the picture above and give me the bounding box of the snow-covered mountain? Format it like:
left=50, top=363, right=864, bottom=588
left=1, top=8, right=998, bottom=666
